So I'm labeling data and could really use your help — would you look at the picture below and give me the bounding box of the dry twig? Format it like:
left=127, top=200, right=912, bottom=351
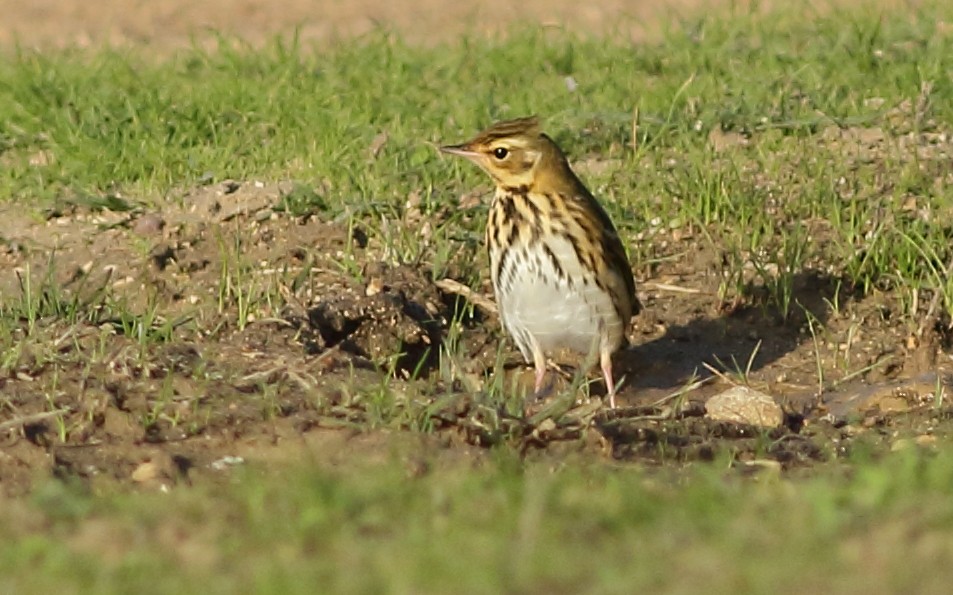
left=435, top=278, right=498, bottom=315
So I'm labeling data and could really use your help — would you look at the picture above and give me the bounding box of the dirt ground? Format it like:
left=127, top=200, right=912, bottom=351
left=0, top=0, right=918, bottom=50
left=1, top=0, right=951, bottom=495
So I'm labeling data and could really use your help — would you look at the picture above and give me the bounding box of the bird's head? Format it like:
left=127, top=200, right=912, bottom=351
left=441, top=116, right=567, bottom=191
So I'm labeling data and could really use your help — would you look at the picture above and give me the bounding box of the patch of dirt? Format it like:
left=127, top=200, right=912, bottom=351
left=0, top=0, right=921, bottom=51
left=1, top=153, right=951, bottom=496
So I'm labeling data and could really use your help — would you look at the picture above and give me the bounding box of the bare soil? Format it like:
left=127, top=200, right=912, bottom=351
left=1, top=0, right=951, bottom=495
left=0, top=0, right=918, bottom=50
left=2, top=164, right=950, bottom=494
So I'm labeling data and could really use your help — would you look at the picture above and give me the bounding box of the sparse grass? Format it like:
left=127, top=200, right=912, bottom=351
left=3, top=2, right=953, bottom=592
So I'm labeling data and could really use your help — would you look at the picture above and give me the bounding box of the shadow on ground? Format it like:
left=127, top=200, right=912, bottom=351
left=624, top=270, right=856, bottom=407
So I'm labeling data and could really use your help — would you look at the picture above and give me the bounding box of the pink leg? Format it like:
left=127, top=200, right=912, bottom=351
left=601, top=348, right=618, bottom=409
left=532, top=347, right=547, bottom=394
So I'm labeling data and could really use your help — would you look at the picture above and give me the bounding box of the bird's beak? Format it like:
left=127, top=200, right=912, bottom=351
left=439, top=144, right=480, bottom=159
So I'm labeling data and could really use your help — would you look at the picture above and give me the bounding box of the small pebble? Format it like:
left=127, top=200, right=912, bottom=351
left=133, top=213, right=166, bottom=236
left=706, top=386, right=783, bottom=428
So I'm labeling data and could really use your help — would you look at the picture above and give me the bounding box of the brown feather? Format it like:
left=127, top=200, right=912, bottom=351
left=441, top=116, right=641, bottom=405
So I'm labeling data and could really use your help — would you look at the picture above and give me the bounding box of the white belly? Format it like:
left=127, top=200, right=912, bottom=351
left=493, top=235, right=623, bottom=361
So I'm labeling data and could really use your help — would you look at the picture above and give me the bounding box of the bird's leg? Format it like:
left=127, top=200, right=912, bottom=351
left=601, top=347, right=618, bottom=409
left=531, top=347, right=550, bottom=400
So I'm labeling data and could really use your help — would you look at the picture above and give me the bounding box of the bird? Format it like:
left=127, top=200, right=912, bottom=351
left=440, top=116, right=640, bottom=408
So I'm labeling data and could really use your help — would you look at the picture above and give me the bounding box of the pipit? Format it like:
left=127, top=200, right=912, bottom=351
left=441, top=116, right=640, bottom=408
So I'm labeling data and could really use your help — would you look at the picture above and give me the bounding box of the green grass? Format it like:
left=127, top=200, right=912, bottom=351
left=3, top=8, right=951, bottom=201
left=4, top=447, right=953, bottom=594
left=3, top=3, right=953, bottom=592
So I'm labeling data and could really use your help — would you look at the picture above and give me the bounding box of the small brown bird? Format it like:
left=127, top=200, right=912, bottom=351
left=441, top=116, right=640, bottom=408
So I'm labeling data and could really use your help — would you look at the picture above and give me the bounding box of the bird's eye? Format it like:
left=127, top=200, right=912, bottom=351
left=492, top=147, right=509, bottom=160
